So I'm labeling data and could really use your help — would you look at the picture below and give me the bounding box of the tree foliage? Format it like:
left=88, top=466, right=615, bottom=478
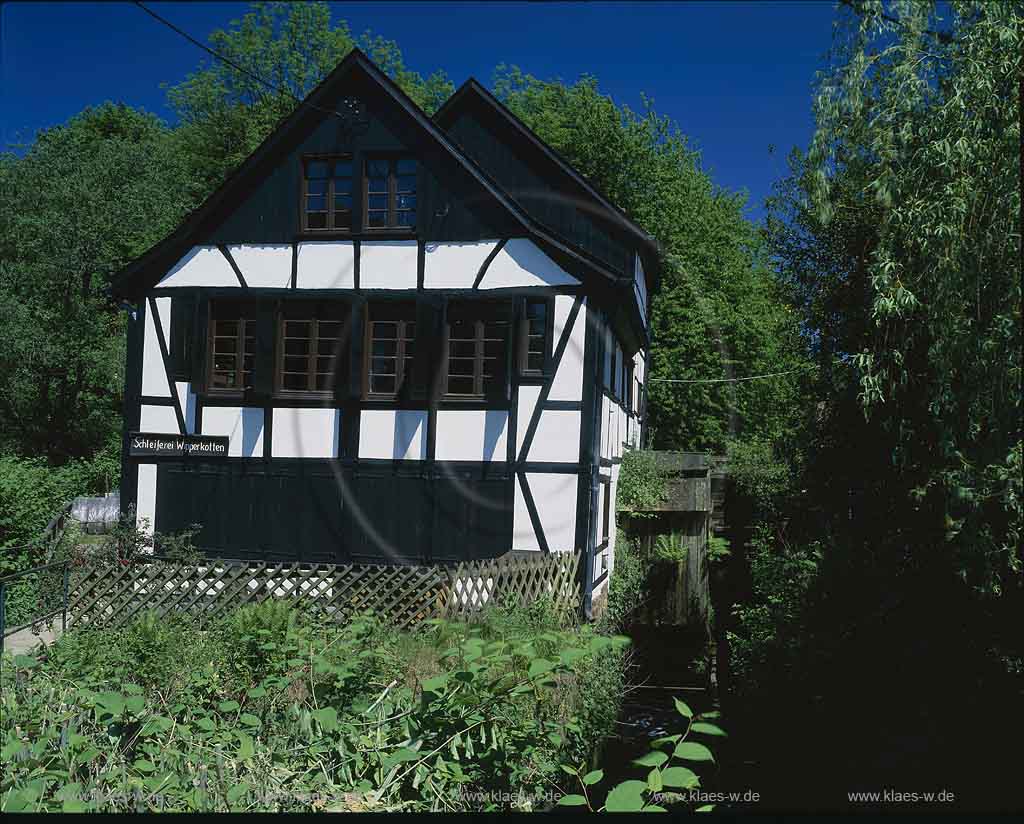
left=493, top=69, right=813, bottom=453
left=168, top=1, right=454, bottom=195
left=805, top=0, right=1022, bottom=597
left=0, top=104, right=195, bottom=462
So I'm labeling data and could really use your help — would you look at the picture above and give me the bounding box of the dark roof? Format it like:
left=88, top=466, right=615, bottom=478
left=109, top=49, right=653, bottom=333
left=434, top=78, right=661, bottom=285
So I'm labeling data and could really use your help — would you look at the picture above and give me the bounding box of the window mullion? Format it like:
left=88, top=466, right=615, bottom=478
left=308, top=318, right=317, bottom=392
left=388, top=161, right=396, bottom=228
left=475, top=319, right=484, bottom=397
left=237, top=319, right=245, bottom=391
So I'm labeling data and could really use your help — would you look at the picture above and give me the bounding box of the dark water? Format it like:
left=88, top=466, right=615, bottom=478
left=594, top=624, right=736, bottom=809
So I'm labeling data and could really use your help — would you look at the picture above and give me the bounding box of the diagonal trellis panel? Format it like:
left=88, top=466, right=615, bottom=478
left=67, top=550, right=584, bottom=631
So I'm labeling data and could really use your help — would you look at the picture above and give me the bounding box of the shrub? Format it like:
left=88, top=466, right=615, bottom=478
left=1, top=600, right=634, bottom=813
left=616, top=449, right=669, bottom=516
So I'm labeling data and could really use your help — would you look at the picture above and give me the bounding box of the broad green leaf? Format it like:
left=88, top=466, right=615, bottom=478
left=134, top=759, right=157, bottom=773
left=240, top=713, right=261, bottom=727
left=557, top=794, right=588, bottom=806
left=236, top=732, right=255, bottom=761
left=218, top=700, right=240, bottom=712
left=661, top=766, right=700, bottom=789
left=422, top=674, right=449, bottom=693
left=194, top=717, right=216, bottom=731
left=227, top=783, right=249, bottom=806
left=312, top=707, right=338, bottom=732
left=690, top=722, right=727, bottom=737
left=643, top=804, right=668, bottom=812
left=647, top=767, right=663, bottom=792
left=605, top=780, right=648, bottom=812
left=632, top=750, right=669, bottom=767
left=528, top=658, right=556, bottom=678
left=673, top=741, right=714, bottom=762
left=696, top=804, right=715, bottom=812
left=673, top=697, right=693, bottom=719
left=582, top=769, right=604, bottom=785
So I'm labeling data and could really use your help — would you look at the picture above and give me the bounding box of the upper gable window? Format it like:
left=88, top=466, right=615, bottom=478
left=303, top=157, right=353, bottom=231
left=364, top=157, right=417, bottom=230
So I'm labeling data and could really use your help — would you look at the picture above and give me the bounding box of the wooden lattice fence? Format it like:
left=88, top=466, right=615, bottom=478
left=67, top=551, right=583, bottom=632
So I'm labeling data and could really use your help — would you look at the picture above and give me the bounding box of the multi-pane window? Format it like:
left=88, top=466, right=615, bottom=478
left=276, top=305, right=346, bottom=394
left=520, top=299, right=548, bottom=374
left=365, top=303, right=416, bottom=398
left=364, top=157, right=417, bottom=229
left=303, top=157, right=353, bottom=231
left=445, top=305, right=509, bottom=398
left=208, top=302, right=256, bottom=392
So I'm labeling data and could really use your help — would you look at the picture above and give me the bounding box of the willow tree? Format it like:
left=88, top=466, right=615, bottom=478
left=807, top=0, right=1022, bottom=597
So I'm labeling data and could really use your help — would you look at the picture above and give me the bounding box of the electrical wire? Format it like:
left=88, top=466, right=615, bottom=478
left=647, top=365, right=815, bottom=384
left=132, top=2, right=348, bottom=124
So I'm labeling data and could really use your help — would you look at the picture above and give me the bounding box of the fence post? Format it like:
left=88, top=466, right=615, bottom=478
left=62, top=564, right=70, bottom=633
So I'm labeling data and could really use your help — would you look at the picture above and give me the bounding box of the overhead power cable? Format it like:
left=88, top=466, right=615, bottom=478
left=647, top=365, right=815, bottom=384
left=132, top=2, right=346, bottom=123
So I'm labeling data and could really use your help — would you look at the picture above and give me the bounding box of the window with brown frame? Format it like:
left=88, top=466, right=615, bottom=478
left=207, top=301, right=257, bottom=393
left=519, top=299, right=548, bottom=375
left=364, top=302, right=416, bottom=398
left=444, top=304, right=509, bottom=398
left=303, top=157, right=353, bottom=231
left=276, top=303, right=347, bottom=394
left=364, top=157, right=417, bottom=230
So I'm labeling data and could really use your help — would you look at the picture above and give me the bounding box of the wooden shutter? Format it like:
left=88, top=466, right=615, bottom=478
left=169, top=295, right=195, bottom=381
left=413, top=296, right=444, bottom=401
left=251, top=301, right=276, bottom=400
left=191, top=296, right=210, bottom=392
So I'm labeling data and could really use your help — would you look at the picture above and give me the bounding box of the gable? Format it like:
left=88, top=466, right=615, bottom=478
left=439, top=95, right=634, bottom=277
left=201, top=73, right=517, bottom=247
left=110, top=50, right=648, bottom=349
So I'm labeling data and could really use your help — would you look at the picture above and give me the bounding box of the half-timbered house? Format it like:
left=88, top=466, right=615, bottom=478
left=110, top=50, right=656, bottom=614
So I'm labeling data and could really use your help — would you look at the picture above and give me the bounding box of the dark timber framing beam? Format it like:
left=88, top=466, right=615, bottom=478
left=148, top=296, right=187, bottom=436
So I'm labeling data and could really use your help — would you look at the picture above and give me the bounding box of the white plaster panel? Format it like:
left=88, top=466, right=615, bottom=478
left=271, top=408, right=339, bottom=458
left=227, top=244, right=292, bottom=288
left=141, top=297, right=172, bottom=397
left=434, top=410, right=508, bottom=462
left=516, top=385, right=542, bottom=457
left=358, top=410, right=427, bottom=460
left=157, top=246, right=238, bottom=288
left=140, top=404, right=179, bottom=434
left=512, top=473, right=578, bottom=552
left=423, top=241, right=498, bottom=289
left=201, top=406, right=264, bottom=457
left=296, top=241, right=355, bottom=289
left=548, top=295, right=587, bottom=401
left=175, top=382, right=197, bottom=434
left=524, top=411, right=581, bottom=463
left=359, top=240, right=418, bottom=289
left=136, top=464, right=157, bottom=536
left=478, top=238, right=580, bottom=289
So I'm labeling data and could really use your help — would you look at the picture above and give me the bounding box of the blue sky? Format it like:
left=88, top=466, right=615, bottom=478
left=1, top=1, right=838, bottom=223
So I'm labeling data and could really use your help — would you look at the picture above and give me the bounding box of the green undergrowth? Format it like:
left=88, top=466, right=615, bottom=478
left=1, top=596, right=630, bottom=812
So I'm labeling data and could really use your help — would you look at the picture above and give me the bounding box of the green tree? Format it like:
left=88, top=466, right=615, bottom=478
left=167, top=1, right=454, bottom=196
left=807, top=0, right=1022, bottom=597
left=0, top=103, right=195, bottom=462
left=493, top=69, right=812, bottom=454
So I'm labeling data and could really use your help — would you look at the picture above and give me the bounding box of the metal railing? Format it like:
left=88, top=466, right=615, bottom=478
left=0, top=560, right=71, bottom=655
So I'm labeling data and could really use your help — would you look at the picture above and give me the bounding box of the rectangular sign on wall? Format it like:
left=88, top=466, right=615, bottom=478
left=128, top=432, right=229, bottom=458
